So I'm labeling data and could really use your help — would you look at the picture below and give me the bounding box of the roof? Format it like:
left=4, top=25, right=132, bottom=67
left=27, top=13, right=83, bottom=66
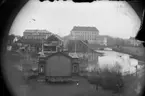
left=67, top=40, right=89, bottom=53
left=46, top=52, right=73, bottom=60
left=54, top=34, right=63, bottom=41
left=17, top=38, right=43, bottom=44
left=81, top=40, right=103, bottom=55
left=71, top=26, right=99, bottom=32
left=17, top=34, right=62, bottom=45
left=23, top=29, right=52, bottom=34
left=46, top=34, right=62, bottom=42
left=66, top=40, right=103, bottom=55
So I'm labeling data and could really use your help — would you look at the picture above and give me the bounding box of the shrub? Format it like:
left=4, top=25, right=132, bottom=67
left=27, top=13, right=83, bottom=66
left=100, top=70, right=124, bottom=94
left=87, top=64, right=124, bottom=94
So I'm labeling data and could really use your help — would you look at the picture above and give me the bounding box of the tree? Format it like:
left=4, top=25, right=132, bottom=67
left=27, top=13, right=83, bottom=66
left=7, top=34, right=15, bottom=45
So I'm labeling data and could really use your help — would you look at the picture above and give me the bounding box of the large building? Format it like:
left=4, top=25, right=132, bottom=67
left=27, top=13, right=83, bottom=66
left=23, top=29, right=52, bottom=40
left=17, top=30, right=63, bottom=53
left=70, top=26, right=99, bottom=41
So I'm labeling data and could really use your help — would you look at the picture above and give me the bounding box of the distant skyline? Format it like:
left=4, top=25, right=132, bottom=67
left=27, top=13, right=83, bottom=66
left=10, top=0, right=141, bottom=39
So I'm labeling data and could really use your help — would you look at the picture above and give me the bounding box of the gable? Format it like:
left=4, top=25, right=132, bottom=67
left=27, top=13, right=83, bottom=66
left=46, top=35, right=61, bottom=42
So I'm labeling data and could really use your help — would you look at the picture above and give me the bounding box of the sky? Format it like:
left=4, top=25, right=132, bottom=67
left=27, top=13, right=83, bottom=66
left=10, top=0, right=141, bottom=39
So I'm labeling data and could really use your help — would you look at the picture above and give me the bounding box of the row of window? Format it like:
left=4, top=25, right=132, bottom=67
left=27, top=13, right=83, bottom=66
left=74, top=36, right=97, bottom=40
left=72, top=31, right=98, bottom=35
left=76, top=34, right=97, bottom=37
left=24, top=32, right=51, bottom=35
left=24, top=34, right=49, bottom=37
left=24, top=36, right=47, bottom=39
left=74, top=34, right=97, bottom=37
left=73, top=34, right=98, bottom=38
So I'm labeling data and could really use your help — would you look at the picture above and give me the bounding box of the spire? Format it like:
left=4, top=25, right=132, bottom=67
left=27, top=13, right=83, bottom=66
left=40, top=39, right=45, bottom=57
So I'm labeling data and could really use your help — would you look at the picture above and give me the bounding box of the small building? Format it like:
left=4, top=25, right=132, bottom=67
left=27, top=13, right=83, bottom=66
left=38, top=52, right=80, bottom=77
left=23, top=29, right=52, bottom=40
left=43, top=34, right=63, bottom=54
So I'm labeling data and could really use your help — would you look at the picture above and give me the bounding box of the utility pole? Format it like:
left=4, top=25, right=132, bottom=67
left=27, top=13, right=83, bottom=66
left=41, top=38, right=45, bottom=56
left=135, top=65, right=138, bottom=77
left=74, top=35, right=76, bottom=54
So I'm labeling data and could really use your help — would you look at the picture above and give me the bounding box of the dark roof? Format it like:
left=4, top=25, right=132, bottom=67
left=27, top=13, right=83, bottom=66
left=87, top=43, right=106, bottom=50
left=46, top=52, right=73, bottom=60
left=23, top=29, right=52, bottom=34
left=17, top=34, right=62, bottom=45
left=71, top=26, right=99, bottom=32
left=67, top=40, right=88, bottom=53
left=81, top=41, right=103, bottom=55
left=46, top=34, right=62, bottom=42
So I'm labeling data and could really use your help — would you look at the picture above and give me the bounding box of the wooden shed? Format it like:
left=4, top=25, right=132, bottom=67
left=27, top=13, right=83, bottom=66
left=38, top=52, right=80, bottom=77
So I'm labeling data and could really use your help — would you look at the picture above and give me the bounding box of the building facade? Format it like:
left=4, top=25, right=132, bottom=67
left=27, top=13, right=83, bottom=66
left=88, top=36, right=107, bottom=46
left=23, top=30, right=52, bottom=40
left=43, top=34, right=63, bottom=54
left=38, top=52, right=79, bottom=76
left=70, top=26, right=99, bottom=41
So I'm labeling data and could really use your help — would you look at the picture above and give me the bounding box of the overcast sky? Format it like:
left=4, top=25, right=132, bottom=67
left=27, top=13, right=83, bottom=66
left=10, top=0, right=141, bottom=39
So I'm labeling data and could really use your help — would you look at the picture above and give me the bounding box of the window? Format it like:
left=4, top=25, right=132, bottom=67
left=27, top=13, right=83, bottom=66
left=73, top=64, right=78, bottom=73
left=40, top=65, right=44, bottom=73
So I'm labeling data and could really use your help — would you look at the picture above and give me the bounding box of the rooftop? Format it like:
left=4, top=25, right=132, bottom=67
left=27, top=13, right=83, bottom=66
left=17, top=34, right=62, bottom=44
left=24, top=29, right=51, bottom=33
left=23, top=30, right=52, bottom=36
left=66, top=40, right=103, bottom=55
left=71, top=26, right=99, bottom=32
